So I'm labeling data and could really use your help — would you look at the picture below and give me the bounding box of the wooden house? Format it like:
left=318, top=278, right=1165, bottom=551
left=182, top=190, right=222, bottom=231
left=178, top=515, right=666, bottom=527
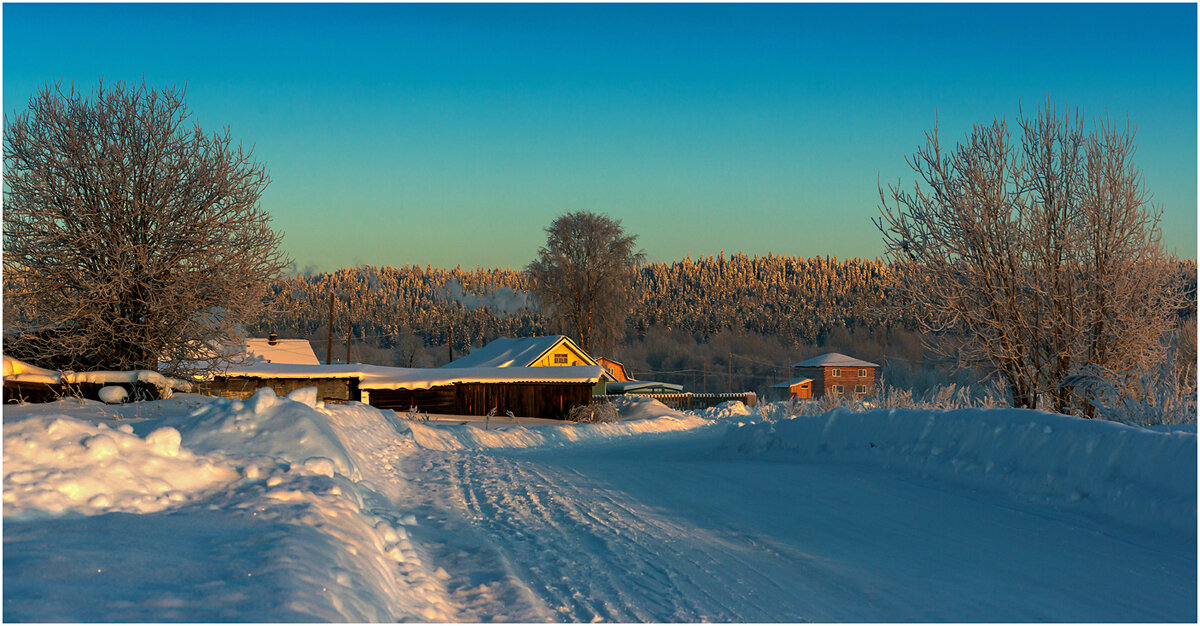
left=769, top=377, right=814, bottom=400
left=596, top=357, right=632, bottom=382
left=791, top=353, right=879, bottom=398
left=443, top=335, right=610, bottom=393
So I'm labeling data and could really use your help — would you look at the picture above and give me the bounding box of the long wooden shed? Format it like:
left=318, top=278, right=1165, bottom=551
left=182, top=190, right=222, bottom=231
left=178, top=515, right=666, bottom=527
left=205, top=363, right=604, bottom=420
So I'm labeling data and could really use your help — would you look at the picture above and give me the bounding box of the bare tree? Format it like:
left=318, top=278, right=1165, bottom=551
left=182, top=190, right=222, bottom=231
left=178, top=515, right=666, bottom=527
left=3, top=80, right=290, bottom=377
left=526, top=211, right=645, bottom=354
left=876, top=102, right=1187, bottom=413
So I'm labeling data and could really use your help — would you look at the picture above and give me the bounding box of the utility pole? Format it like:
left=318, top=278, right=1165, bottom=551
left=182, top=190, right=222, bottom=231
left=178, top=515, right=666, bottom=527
left=448, top=324, right=454, bottom=364
left=345, top=301, right=352, bottom=364
left=326, top=292, right=334, bottom=365
left=702, top=363, right=707, bottom=394
left=728, top=352, right=732, bottom=393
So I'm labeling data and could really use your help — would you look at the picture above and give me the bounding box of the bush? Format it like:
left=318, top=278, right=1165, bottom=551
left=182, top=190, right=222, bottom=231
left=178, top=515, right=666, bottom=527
left=567, top=402, right=619, bottom=424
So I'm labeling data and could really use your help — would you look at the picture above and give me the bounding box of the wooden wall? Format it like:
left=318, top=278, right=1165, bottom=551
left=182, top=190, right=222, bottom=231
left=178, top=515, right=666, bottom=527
left=368, top=382, right=594, bottom=419
left=797, top=366, right=875, bottom=397
left=204, top=376, right=358, bottom=403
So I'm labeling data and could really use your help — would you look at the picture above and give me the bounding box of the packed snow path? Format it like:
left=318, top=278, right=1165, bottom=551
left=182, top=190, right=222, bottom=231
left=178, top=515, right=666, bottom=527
left=326, top=408, right=1196, bottom=622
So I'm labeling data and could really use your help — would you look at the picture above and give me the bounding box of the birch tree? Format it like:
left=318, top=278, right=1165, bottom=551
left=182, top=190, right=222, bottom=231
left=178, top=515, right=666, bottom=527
left=526, top=211, right=644, bottom=354
left=876, top=102, right=1186, bottom=412
left=3, top=80, right=289, bottom=376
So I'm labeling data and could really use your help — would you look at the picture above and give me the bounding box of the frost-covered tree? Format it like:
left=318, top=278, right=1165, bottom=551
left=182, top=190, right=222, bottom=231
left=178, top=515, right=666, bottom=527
left=526, top=211, right=645, bottom=354
left=3, top=80, right=289, bottom=376
left=876, top=102, right=1189, bottom=413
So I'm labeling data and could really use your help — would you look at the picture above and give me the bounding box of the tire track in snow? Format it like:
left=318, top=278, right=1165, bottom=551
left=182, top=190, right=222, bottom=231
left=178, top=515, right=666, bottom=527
left=324, top=408, right=553, bottom=622
left=430, top=449, right=798, bottom=622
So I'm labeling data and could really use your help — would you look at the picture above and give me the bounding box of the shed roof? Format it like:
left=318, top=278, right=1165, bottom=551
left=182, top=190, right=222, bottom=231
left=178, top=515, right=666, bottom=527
left=441, top=335, right=595, bottom=368
left=216, top=362, right=604, bottom=391
left=606, top=380, right=684, bottom=394
left=770, top=377, right=814, bottom=389
left=792, top=352, right=879, bottom=368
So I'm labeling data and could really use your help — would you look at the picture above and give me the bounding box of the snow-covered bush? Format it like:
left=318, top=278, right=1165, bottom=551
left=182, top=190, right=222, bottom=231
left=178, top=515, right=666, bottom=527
left=1064, top=363, right=1197, bottom=426
left=568, top=402, right=619, bottom=424
left=773, top=380, right=1010, bottom=417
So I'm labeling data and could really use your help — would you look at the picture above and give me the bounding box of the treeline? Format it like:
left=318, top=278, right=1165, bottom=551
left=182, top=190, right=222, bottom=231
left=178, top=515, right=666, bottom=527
left=252, top=254, right=922, bottom=355
left=250, top=254, right=1196, bottom=394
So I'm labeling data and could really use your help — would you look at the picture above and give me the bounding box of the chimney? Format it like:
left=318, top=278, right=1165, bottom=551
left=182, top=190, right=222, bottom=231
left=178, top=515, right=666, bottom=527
left=268, top=332, right=278, bottom=346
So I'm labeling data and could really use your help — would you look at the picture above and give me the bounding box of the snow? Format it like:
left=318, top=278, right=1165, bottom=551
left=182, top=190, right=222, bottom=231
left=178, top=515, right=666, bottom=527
left=243, top=338, right=321, bottom=365
left=769, top=376, right=813, bottom=388
left=216, top=361, right=604, bottom=389
left=97, top=385, right=128, bottom=404
left=4, top=392, right=1194, bottom=621
left=2, top=355, right=192, bottom=392
left=791, top=351, right=879, bottom=368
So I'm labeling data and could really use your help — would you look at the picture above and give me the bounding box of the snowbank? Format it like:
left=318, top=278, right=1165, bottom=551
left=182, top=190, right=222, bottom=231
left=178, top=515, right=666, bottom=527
left=404, top=397, right=709, bottom=452
left=157, top=387, right=360, bottom=481
left=723, top=406, right=1197, bottom=534
left=4, top=388, right=460, bottom=621
left=3, top=416, right=238, bottom=520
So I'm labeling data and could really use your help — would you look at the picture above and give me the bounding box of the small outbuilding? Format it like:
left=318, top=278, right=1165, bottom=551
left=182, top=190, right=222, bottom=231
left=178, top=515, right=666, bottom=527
left=769, top=377, right=814, bottom=400
left=791, top=353, right=879, bottom=398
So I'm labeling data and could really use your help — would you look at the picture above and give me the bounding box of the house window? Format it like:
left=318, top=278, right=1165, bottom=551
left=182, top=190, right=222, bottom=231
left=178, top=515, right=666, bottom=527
left=554, top=354, right=567, bottom=365
left=833, top=384, right=844, bottom=394
left=800, top=382, right=809, bottom=388
left=855, top=385, right=867, bottom=393
left=858, top=369, right=867, bottom=377
left=832, top=369, right=841, bottom=377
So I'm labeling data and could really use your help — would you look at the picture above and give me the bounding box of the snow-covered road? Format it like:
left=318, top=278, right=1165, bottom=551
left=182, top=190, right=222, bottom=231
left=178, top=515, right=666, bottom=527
left=328, top=406, right=1197, bottom=622
left=5, top=393, right=1195, bottom=622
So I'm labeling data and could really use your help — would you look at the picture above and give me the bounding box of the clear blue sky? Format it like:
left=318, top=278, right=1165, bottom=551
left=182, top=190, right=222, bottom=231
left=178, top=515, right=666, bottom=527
left=5, top=3, right=1196, bottom=270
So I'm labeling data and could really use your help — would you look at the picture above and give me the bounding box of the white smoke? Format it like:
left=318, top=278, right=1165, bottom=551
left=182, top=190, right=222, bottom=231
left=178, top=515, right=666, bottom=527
left=443, top=279, right=533, bottom=315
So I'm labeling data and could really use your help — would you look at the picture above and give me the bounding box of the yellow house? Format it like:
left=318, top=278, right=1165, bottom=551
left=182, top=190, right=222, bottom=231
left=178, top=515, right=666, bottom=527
left=441, top=335, right=600, bottom=369
left=440, top=335, right=608, bottom=392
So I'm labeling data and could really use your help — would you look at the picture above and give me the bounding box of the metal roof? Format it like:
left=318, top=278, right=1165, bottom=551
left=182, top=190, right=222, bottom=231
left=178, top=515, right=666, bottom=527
left=791, top=352, right=879, bottom=368
left=440, top=335, right=596, bottom=369
left=770, top=377, right=814, bottom=388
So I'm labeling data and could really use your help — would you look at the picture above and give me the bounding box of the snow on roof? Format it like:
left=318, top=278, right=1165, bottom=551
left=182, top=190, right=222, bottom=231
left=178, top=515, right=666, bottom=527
left=606, top=381, right=684, bottom=394
left=244, top=338, right=320, bottom=365
left=3, top=355, right=61, bottom=383
left=770, top=377, right=814, bottom=389
left=792, top=353, right=879, bottom=368
left=2, top=355, right=192, bottom=391
left=217, top=362, right=605, bottom=391
left=441, top=336, right=590, bottom=369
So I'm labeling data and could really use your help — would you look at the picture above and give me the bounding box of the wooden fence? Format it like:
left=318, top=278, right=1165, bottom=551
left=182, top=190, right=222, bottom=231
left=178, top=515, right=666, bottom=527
left=593, top=392, right=757, bottom=411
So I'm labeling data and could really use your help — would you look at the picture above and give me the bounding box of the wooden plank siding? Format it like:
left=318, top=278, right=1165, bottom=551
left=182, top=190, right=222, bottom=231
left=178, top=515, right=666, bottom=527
left=796, top=366, right=876, bottom=398
left=369, top=382, right=593, bottom=419
left=365, top=386, right=458, bottom=414
left=204, top=376, right=359, bottom=403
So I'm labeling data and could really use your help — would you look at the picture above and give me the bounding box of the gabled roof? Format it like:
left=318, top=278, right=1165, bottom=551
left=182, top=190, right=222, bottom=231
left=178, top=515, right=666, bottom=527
left=770, top=377, right=814, bottom=389
left=441, top=335, right=596, bottom=369
left=792, top=352, right=879, bottom=368
left=244, top=338, right=320, bottom=365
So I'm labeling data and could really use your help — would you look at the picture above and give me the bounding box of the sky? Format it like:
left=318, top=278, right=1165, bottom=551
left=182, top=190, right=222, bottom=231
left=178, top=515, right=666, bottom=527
left=4, top=3, right=1197, bottom=271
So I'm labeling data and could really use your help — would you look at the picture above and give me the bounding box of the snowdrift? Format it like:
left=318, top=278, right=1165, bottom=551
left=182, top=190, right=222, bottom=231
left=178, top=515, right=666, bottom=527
left=722, top=406, right=1197, bottom=535
left=3, top=388, right=456, bottom=621
left=403, top=396, right=710, bottom=452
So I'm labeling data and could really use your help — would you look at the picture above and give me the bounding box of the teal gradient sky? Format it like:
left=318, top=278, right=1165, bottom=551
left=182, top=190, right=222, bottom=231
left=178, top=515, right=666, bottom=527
left=5, top=3, right=1197, bottom=270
